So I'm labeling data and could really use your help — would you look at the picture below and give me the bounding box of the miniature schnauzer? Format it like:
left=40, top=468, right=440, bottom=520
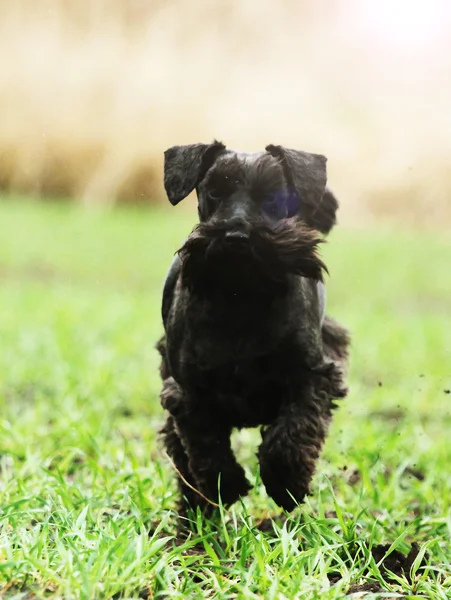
left=157, top=140, right=349, bottom=516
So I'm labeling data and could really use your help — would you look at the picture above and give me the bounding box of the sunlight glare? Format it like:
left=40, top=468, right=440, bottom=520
left=361, top=0, right=450, bottom=48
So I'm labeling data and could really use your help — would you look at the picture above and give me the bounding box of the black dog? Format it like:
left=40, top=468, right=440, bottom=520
left=157, top=141, right=349, bottom=516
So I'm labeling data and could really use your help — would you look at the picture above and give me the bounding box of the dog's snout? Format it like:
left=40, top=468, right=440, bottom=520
left=225, top=231, right=249, bottom=241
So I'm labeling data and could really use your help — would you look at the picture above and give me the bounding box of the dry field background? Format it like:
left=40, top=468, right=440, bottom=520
left=1, top=0, right=451, bottom=225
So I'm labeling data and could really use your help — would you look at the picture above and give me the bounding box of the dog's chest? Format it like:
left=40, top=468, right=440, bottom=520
left=183, top=294, right=290, bottom=366
left=194, top=355, right=291, bottom=426
left=166, top=277, right=323, bottom=424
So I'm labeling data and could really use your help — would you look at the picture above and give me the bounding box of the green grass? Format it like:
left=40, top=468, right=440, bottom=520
left=1, top=199, right=450, bottom=599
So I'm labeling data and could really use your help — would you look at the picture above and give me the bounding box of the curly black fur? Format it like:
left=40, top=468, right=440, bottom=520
left=158, top=142, right=350, bottom=517
left=179, top=219, right=327, bottom=294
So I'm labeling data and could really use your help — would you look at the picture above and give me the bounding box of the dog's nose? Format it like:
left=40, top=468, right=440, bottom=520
left=225, top=231, right=249, bottom=241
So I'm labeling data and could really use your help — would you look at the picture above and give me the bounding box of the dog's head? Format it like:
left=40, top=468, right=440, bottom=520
left=163, top=141, right=335, bottom=292
left=164, top=140, right=338, bottom=234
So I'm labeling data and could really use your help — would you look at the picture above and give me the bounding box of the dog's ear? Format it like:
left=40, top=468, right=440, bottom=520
left=265, top=145, right=337, bottom=234
left=164, top=140, right=226, bottom=205
left=316, top=187, right=339, bottom=234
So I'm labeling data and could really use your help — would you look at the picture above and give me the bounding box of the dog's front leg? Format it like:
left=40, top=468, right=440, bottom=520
left=176, top=411, right=252, bottom=508
left=161, top=380, right=251, bottom=508
left=258, top=388, right=328, bottom=511
left=160, top=415, right=211, bottom=515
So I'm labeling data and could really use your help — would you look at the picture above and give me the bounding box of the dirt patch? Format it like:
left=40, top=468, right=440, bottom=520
left=344, top=464, right=425, bottom=487
left=328, top=575, right=386, bottom=595
left=255, top=514, right=288, bottom=532
left=2, top=586, right=55, bottom=599
left=173, top=537, right=206, bottom=556
left=329, top=542, right=427, bottom=594
left=113, top=588, right=152, bottom=600
left=402, top=466, right=425, bottom=482
left=346, top=581, right=385, bottom=594
left=370, top=408, right=405, bottom=422
left=118, top=406, right=134, bottom=417
left=347, top=469, right=362, bottom=486
left=372, top=542, right=425, bottom=582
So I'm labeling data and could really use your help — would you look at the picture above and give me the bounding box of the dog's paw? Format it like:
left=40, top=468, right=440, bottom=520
left=160, top=377, right=184, bottom=415
left=259, top=452, right=311, bottom=511
left=227, top=472, right=253, bottom=502
left=258, top=433, right=314, bottom=511
left=218, top=474, right=252, bottom=506
left=260, top=470, right=309, bottom=512
left=196, top=466, right=252, bottom=507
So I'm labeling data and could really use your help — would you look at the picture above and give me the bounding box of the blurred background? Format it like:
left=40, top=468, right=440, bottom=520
left=1, top=0, right=451, bottom=226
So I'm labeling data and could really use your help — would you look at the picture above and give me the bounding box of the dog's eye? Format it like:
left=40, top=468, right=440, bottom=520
left=263, top=196, right=277, bottom=213
left=207, top=189, right=225, bottom=202
left=285, top=190, right=300, bottom=218
left=262, top=193, right=286, bottom=219
left=262, top=191, right=300, bottom=220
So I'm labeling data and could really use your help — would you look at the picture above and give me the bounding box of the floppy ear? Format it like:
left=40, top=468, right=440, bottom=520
left=265, top=144, right=338, bottom=234
left=316, top=187, right=339, bottom=234
left=163, top=140, right=226, bottom=205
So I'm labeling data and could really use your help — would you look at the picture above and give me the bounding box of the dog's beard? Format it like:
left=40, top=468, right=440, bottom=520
left=178, top=219, right=327, bottom=294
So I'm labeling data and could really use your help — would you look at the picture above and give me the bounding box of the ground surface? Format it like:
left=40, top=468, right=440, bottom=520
left=0, top=200, right=450, bottom=599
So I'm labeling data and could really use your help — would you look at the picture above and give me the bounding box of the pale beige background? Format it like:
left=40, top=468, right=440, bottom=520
left=1, top=0, right=450, bottom=225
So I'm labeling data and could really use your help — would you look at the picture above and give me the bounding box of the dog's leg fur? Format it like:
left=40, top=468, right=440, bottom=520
left=160, top=415, right=209, bottom=515
left=258, top=362, right=346, bottom=511
left=321, top=315, right=350, bottom=376
left=257, top=388, right=325, bottom=510
left=157, top=322, right=349, bottom=514
left=160, top=373, right=251, bottom=510
left=158, top=337, right=208, bottom=514
left=174, top=409, right=251, bottom=507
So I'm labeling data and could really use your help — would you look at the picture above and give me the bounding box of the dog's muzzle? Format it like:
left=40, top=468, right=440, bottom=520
left=178, top=219, right=327, bottom=290
left=224, top=230, right=249, bottom=243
